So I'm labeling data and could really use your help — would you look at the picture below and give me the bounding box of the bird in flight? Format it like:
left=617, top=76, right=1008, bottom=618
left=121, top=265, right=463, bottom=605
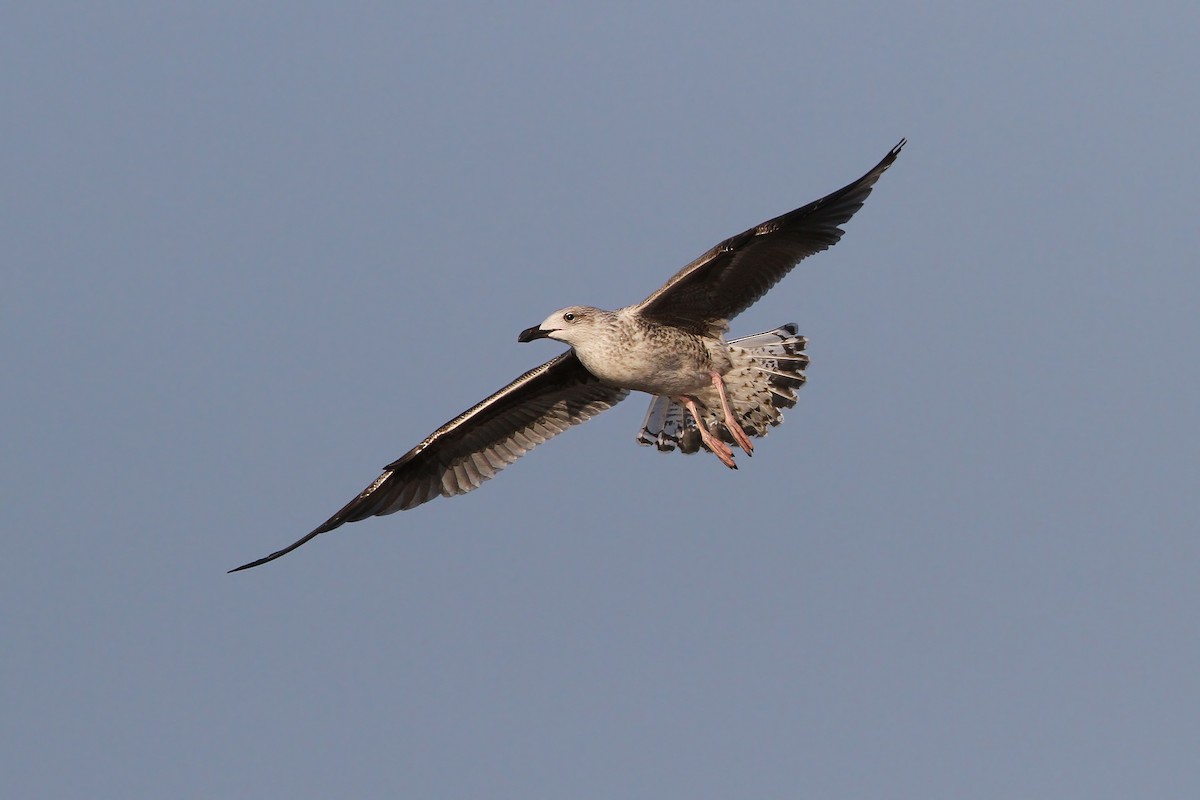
left=230, top=140, right=904, bottom=571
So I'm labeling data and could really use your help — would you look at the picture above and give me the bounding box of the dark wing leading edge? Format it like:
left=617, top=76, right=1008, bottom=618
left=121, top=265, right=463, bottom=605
left=635, top=140, right=904, bottom=334
left=229, top=352, right=627, bottom=571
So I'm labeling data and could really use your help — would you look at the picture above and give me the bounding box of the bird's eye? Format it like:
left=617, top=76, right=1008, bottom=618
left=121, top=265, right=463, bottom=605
left=564, top=312, right=576, bottom=322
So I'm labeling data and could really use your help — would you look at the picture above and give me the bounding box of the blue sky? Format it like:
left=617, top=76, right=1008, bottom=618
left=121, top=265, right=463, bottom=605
left=4, top=3, right=1199, bottom=797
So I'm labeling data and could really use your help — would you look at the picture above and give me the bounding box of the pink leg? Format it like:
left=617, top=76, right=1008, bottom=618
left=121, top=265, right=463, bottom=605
left=681, top=397, right=738, bottom=469
left=710, top=370, right=754, bottom=456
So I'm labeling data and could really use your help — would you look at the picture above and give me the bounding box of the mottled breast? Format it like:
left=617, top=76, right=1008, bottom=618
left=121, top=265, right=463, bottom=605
left=575, top=322, right=728, bottom=396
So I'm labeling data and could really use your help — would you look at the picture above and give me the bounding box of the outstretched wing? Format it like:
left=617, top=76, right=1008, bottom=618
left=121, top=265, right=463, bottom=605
left=230, top=352, right=626, bottom=571
left=635, top=140, right=904, bottom=333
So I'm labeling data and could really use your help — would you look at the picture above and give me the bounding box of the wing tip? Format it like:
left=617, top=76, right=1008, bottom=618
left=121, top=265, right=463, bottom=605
left=227, top=511, right=350, bottom=573
left=227, top=527, right=326, bottom=573
left=881, top=138, right=906, bottom=170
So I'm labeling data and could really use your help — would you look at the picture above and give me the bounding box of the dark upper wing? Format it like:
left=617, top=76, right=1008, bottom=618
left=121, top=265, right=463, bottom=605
left=229, top=351, right=626, bottom=571
left=635, top=140, right=904, bottom=333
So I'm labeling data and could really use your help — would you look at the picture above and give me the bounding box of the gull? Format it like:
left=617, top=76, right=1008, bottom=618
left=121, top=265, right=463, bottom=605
left=230, top=140, right=904, bottom=571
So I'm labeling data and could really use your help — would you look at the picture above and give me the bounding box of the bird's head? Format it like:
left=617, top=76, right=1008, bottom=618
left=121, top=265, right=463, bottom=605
left=517, top=306, right=608, bottom=348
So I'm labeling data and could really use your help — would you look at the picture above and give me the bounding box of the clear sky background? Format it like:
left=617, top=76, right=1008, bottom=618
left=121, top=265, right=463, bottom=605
left=4, top=3, right=1198, bottom=797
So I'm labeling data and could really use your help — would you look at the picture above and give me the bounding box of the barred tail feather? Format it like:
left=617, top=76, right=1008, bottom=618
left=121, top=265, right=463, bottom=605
left=635, top=323, right=808, bottom=455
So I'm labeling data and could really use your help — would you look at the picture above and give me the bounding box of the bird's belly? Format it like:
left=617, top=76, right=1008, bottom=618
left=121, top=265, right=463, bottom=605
left=577, top=346, right=712, bottom=397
